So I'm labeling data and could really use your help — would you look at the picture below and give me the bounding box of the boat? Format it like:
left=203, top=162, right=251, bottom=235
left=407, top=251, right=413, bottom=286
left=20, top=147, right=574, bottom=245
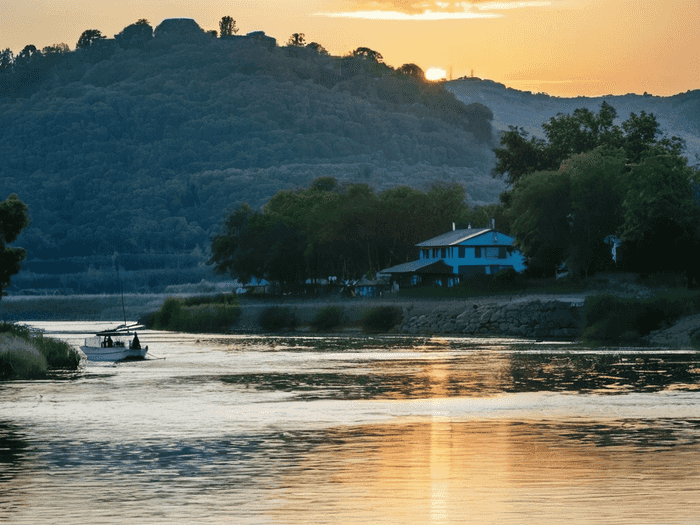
left=80, top=326, right=148, bottom=361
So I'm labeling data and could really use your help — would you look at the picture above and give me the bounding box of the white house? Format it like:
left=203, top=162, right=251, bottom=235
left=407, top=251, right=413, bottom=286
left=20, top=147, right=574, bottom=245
left=381, top=225, right=526, bottom=287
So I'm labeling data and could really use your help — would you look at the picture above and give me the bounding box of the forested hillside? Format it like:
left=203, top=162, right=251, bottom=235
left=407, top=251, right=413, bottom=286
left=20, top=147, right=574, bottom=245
left=0, top=19, right=500, bottom=293
left=1, top=19, right=697, bottom=294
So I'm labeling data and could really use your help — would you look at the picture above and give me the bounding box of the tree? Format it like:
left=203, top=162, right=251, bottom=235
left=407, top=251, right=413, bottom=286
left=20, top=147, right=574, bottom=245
left=306, top=42, right=329, bottom=55
left=115, top=21, right=153, bottom=49
left=76, top=29, right=106, bottom=49
left=16, top=45, right=41, bottom=65
left=352, top=47, right=383, bottom=63
left=492, top=103, right=681, bottom=184
left=619, top=154, right=700, bottom=277
left=42, top=43, right=70, bottom=55
left=396, top=63, right=425, bottom=81
left=0, top=194, right=30, bottom=298
left=219, top=16, right=238, bottom=38
left=287, top=33, right=306, bottom=47
left=0, top=48, right=14, bottom=73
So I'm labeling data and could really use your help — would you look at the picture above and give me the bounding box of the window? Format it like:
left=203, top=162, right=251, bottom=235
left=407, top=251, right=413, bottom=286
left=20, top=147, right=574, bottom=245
left=441, top=248, right=447, bottom=258
left=486, top=247, right=499, bottom=258
left=499, top=247, right=507, bottom=259
left=422, top=249, right=429, bottom=259
left=475, top=247, right=481, bottom=258
left=458, top=247, right=465, bottom=258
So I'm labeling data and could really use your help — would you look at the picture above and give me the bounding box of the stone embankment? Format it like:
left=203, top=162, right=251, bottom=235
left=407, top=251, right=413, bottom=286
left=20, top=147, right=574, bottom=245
left=399, top=298, right=583, bottom=340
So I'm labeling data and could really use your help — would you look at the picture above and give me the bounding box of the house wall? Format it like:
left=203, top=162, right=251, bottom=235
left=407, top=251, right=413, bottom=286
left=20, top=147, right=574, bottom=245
left=418, top=232, right=526, bottom=274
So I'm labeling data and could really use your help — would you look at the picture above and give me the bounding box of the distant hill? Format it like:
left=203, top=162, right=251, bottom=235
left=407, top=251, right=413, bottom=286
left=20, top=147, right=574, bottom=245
left=1, top=19, right=697, bottom=293
left=447, top=77, right=700, bottom=163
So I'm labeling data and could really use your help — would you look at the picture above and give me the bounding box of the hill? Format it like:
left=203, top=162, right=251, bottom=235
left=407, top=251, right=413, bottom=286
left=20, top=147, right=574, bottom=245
left=0, top=19, right=502, bottom=293
left=1, top=19, right=698, bottom=294
left=447, top=77, right=700, bottom=163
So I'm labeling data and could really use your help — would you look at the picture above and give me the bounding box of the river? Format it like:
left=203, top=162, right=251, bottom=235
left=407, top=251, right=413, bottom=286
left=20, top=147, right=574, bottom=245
left=2, top=322, right=700, bottom=524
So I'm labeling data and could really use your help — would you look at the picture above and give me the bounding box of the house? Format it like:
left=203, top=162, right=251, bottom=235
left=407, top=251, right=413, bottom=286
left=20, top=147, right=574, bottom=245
left=381, top=224, right=526, bottom=288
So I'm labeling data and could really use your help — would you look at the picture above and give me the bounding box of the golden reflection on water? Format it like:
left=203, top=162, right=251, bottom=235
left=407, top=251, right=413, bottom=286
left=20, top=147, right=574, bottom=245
left=272, top=419, right=700, bottom=524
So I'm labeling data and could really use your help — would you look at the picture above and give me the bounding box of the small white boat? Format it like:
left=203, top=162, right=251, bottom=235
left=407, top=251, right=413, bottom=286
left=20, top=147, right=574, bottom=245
left=80, top=327, right=148, bottom=361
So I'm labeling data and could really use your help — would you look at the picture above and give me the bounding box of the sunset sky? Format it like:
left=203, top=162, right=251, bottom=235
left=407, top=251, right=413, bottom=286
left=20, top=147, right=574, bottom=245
left=2, top=0, right=698, bottom=97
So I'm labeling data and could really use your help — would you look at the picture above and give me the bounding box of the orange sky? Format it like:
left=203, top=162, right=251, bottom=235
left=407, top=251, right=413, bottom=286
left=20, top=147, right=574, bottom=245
left=2, top=0, right=698, bottom=97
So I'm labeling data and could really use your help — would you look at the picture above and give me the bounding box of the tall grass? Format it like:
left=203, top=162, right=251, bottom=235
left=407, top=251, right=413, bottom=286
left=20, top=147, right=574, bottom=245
left=141, top=295, right=242, bottom=333
left=361, top=306, right=403, bottom=333
left=0, top=322, right=82, bottom=379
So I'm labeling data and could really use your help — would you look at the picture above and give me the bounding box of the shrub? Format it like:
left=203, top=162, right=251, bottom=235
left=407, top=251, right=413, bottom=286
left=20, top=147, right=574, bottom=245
left=361, top=306, right=402, bottom=333
left=259, top=307, right=297, bottom=332
left=311, top=306, right=344, bottom=331
left=32, top=335, right=82, bottom=369
left=0, top=334, right=48, bottom=379
left=493, top=268, right=521, bottom=288
left=582, top=292, right=699, bottom=343
left=143, top=296, right=241, bottom=333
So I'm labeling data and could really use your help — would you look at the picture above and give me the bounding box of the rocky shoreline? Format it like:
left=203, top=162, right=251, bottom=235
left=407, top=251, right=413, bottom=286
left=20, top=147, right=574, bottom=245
left=398, top=298, right=582, bottom=339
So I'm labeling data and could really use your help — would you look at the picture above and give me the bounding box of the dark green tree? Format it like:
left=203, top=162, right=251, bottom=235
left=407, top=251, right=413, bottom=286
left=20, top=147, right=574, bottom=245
left=0, top=194, right=30, bottom=298
left=287, top=33, right=306, bottom=46
left=352, top=47, right=383, bottom=63
left=76, top=29, right=106, bottom=49
left=115, top=21, right=153, bottom=49
left=219, top=16, right=238, bottom=38
left=0, top=48, right=13, bottom=73
left=396, top=63, right=425, bottom=81
left=306, top=42, right=329, bottom=55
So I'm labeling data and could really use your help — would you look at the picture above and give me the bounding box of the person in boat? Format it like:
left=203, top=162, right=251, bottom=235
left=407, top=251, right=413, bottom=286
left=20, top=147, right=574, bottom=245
left=105, top=335, right=113, bottom=348
left=132, top=333, right=141, bottom=350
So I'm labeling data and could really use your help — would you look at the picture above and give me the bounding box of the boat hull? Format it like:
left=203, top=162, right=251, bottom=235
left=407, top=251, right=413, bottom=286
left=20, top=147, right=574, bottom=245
left=80, top=346, right=148, bottom=362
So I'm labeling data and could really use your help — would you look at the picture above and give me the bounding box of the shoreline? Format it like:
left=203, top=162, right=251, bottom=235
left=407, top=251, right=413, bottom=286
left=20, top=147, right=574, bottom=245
left=3, top=287, right=700, bottom=348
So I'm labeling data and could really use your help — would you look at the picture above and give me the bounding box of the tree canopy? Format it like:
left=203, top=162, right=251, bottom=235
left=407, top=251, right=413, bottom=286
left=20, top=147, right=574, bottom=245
left=500, top=103, right=700, bottom=281
left=0, top=194, right=30, bottom=297
left=76, top=30, right=106, bottom=50
left=209, top=179, right=489, bottom=289
left=219, top=16, right=238, bottom=38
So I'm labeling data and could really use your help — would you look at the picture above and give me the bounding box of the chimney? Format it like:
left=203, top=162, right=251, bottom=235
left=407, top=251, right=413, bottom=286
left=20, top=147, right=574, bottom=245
left=452, top=222, right=455, bottom=231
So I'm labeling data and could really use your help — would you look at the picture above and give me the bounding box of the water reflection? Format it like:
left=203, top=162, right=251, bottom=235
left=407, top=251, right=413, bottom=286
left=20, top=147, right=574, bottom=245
left=272, top=419, right=700, bottom=524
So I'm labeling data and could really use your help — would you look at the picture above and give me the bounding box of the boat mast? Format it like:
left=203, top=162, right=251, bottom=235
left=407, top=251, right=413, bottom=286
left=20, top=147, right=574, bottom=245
left=117, top=264, right=127, bottom=327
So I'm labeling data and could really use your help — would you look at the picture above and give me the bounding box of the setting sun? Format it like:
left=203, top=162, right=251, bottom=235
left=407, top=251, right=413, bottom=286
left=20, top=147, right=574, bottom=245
left=425, top=67, right=447, bottom=81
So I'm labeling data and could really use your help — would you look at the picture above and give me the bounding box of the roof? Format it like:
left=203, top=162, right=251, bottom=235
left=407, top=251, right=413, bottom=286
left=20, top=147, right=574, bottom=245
left=381, top=260, right=454, bottom=275
left=415, top=228, right=512, bottom=247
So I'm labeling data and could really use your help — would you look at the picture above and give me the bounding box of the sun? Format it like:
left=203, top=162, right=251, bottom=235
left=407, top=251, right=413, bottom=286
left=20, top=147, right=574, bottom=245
left=425, top=67, right=447, bottom=81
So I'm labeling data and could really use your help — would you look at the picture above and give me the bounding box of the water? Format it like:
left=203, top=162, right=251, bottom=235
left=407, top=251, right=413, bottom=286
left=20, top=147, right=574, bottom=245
left=2, top=322, right=700, bottom=524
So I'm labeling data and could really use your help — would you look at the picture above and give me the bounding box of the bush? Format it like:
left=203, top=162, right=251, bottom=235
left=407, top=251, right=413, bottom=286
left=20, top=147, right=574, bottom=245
left=143, top=296, right=241, bottom=333
left=0, top=322, right=81, bottom=375
left=32, top=335, right=82, bottom=369
left=0, top=334, right=48, bottom=379
left=493, top=268, right=521, bottom=288
left=361, top=306, right=402, bottom=333
left=310, top=306, right=344, bottom=331
left=259, top=307, right=298, bottom=332
left=582, top=292, right=700, bottom=343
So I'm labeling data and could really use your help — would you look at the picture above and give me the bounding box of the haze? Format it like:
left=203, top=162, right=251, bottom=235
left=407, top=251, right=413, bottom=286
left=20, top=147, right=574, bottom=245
left=1, top=0, right=698, bottom=97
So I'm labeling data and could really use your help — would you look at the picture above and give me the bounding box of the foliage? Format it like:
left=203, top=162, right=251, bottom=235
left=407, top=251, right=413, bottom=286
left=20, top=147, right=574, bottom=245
left=360, top=306, right=402, bottom=333
left=210, top=178, right=482, bottom=286
left=396, top=63, right=425, bottom=81
left=76, top=29, right=106, bottom=49
left=144, top=296, right=241, bottom=333
left=259, top=307, right=297, bottom=332
left=0, top=194, right=30, bottom=297
left=219, top=16, right=238, bottom=38
left=287, top=33, right=306, bottom=47
left=0, top=334, right=47, bottom=379
left=310, top=306, right=344, bottom=331
left=493, top=102, right=682, bottom=184
left=0, top=322, right=81, bottom=378
left=115, top=21, right=153, bottom=49
left=582, top=292, right=700, bottom=343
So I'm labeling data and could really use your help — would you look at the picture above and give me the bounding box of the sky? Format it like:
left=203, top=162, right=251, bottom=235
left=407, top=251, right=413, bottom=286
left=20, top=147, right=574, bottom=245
left=2, top=0, right=698, bottom=97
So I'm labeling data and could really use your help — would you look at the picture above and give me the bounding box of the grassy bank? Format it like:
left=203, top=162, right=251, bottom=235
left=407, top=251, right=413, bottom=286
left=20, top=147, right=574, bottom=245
left=140, top=294, right=242, bottom=333
left=0, top=323, right=81, bottom=379
left=582, top=291, right=700, bottom=345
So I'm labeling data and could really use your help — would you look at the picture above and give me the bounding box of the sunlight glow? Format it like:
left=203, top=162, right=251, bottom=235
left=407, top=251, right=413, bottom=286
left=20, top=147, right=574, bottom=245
left=425, top=68, right=447, bottom=81
left=313, top=10, right=500, bottom=20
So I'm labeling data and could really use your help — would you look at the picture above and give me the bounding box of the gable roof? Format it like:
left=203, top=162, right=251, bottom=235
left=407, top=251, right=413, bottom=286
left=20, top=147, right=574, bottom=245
left=381, top=260, right=454, bottom=275
left=415, top=228, right=499, bottom=247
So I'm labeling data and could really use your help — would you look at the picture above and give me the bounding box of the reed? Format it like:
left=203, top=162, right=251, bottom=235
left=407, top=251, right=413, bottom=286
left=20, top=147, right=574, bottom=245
left=142, top=296, right=242, bottom=333
left=0, top=334, right=48, bottom=379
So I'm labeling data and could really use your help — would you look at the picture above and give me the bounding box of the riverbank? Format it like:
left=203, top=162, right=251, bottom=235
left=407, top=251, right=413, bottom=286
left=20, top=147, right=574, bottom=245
left=3, top=277, right=700, bottom=347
